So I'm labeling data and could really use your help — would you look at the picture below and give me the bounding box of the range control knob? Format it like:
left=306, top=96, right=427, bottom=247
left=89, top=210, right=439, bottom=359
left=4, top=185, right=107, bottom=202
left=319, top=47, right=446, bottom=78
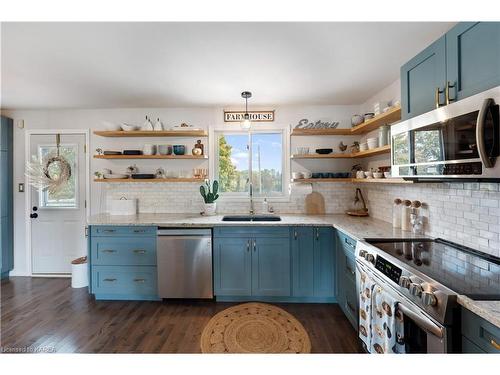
left=365, top=253, right=376, bottom=264
left=359, top=250, right=368, bottom=258
left=409, top=283, right=423, bottom=297
left=421, top=291, right=438, bottom=307
left=398, top=276, right=411, bottom=289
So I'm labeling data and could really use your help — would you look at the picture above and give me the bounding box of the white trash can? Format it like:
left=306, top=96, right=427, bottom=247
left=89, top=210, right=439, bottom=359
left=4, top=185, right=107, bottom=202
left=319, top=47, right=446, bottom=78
left=71, top=256, right=88, bottom=288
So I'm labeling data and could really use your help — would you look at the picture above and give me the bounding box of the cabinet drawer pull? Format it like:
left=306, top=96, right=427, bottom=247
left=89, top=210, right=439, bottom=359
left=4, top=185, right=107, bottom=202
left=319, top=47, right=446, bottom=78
left=294, top=230, right=298, bottom=240
left=103, top=278, right=117, bottom=282
left=133, top=229, right=146, bottom=233
left=315, top=228, right=319, bottom=240
left=346, top=301, right=355, bottom=313
left=344, top=237, right=355, bottom=248
left=102, top=249, right=117, bottom=253
left=253, top=240, right=256, bottom=252
left=346, top=264, right=355, bottom=276
left=133, top=278, right=146, bottom=283
left=246, top=240, right=250, bottom=252
left=490, top=339, right=500, bottom=350
left=132, top=249, right=146, bottom=254
left=102, top=229, right=116, bottom=233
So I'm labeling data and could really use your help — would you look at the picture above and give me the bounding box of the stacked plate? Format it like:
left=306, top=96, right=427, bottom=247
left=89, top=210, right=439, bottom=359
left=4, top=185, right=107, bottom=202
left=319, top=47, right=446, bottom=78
left=367, top=137, right=379, bottom=149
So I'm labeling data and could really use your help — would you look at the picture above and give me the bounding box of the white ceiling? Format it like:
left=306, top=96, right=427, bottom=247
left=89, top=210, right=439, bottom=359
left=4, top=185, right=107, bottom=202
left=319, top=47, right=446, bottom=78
left=1, top=22, right=454, bottom=109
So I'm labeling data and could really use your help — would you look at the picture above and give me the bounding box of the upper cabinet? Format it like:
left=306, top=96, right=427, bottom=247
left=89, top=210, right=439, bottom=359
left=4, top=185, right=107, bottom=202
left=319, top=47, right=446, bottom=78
left=446, top=22, right=500, bottom=101
left=401, top=36, right=446, bottom=120
left=401, top=22, right=500, bottom=120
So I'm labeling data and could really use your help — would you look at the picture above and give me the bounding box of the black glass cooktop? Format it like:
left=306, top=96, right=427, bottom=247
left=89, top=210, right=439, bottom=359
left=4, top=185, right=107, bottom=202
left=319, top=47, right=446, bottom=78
left=366, top=238, right=500, bottom=300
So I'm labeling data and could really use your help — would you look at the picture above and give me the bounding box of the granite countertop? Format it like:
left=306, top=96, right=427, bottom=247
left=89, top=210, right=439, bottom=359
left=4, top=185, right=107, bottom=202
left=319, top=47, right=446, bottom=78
left=87, top=212, right=499, bottom=328
left=87, top=213, right=425, bottom=242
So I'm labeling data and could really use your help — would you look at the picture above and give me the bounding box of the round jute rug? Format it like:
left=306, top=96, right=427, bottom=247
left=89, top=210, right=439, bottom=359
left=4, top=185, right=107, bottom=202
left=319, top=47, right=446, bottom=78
left=200, top=302, right=311, bottom=353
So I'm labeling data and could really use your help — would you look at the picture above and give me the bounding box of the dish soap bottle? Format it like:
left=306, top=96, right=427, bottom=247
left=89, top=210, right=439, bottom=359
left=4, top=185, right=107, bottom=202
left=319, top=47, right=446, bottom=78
left=262, top=198, right=269, bottom=213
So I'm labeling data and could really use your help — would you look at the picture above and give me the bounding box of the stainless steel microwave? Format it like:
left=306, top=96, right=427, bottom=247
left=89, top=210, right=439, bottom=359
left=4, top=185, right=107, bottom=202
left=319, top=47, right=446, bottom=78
left=391, top=86, right=500, bottom=181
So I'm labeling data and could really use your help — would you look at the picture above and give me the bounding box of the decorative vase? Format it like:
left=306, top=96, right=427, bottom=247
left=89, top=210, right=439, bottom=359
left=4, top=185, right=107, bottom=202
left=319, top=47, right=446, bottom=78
left=204, top=203, right=217, bottom=216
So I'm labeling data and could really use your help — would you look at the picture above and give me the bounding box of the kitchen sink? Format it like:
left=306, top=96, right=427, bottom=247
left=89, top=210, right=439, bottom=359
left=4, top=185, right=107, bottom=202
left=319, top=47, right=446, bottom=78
left=222, top=215, right=281, bottom=222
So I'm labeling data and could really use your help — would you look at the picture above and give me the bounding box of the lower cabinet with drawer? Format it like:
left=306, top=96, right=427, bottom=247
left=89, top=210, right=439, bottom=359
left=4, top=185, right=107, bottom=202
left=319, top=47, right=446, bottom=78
left=461, top=308, right=500, bottom=353
left=88, top=225, right=160, bottom=301
left=336, top=229, right=358, bottom=329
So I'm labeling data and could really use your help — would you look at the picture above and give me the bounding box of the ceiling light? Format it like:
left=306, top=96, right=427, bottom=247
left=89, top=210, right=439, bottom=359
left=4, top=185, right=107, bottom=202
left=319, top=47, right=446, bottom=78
left=240, top=91, right=252, bottom=130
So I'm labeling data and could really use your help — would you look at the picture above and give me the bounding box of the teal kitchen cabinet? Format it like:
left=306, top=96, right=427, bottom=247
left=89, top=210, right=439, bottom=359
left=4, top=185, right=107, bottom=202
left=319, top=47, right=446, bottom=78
left=290, top=226, right=336, bottom=301
left=461, top=308, right=500, bottom=353
left=336, top=230, right=358, bottom=329
left=446, top=22, right=500, bottom=101
left=401, top=36, right=446, bottom=120
left=0, top=116, right=13, bottom=280
left=213, top=237, right=252, bottom=296
left=88, top=225, right=159, bottom=300
left=291, top=227, right=315, bottom=297
left=213, top=227, right=291, bottom=299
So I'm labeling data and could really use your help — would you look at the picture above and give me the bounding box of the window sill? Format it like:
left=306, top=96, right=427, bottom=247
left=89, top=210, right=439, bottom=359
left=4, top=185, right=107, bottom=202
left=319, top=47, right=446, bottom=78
left=218, top=195, right=291, bottom=204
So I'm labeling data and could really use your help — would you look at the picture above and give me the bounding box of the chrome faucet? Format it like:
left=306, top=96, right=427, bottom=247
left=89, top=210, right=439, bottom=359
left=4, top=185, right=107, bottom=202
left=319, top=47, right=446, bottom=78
left=249, top=181, right=254, bottom=215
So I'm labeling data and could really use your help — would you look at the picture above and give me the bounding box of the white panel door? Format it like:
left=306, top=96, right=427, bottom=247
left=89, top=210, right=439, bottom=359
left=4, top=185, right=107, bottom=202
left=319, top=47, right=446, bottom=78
left=30, top=134, right=86, bottom=274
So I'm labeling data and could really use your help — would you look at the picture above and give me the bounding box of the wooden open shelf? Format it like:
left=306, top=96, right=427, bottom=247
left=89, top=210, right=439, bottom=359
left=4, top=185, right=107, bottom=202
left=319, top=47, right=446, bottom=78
left=291, top=178, right=411, bottom=184
left=94, top=154, right=208, bottom=160
left=292, top=145, right=390, bottom=159
left=94, top=178, right=204, bottom=183
left=290, top=106, right=401, bottom=136
left=94, top=130, right=208, bottom=137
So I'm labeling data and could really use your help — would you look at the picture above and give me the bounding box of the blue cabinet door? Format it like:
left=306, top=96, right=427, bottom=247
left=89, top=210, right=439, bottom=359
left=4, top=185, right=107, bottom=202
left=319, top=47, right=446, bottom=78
left=291, top=227, right=314, bottom=297
left=446, top=22, right=500, bottom=101
left=313, top=227, right=335, bottom=298
left=213, top=237, right=252, bottom=296
left=401, top=36, right=446, bottom=120
left=252, top=237, right=291, bottom=297
left=0, top=117, right=13, bottom=279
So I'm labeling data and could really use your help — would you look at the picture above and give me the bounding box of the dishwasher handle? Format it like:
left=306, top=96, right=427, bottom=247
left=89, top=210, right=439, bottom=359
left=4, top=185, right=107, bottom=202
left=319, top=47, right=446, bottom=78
left=157, top=228, right=212, bottom=236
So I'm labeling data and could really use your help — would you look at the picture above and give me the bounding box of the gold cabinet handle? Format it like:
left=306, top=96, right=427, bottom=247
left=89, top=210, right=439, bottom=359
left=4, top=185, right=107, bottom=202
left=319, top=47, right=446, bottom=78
left=132, top=249, right=146, bottom=254
left=253, top=240, right=257, bottom=252
left=445, top=81, right=456, bottom=105
left=315, top=228, right=319, bottom=240
left=435, top=87, right=445, bottom=108
left=103, top=229, right=116, bottom=233
left=491, top=339, right=500, bottom=350
left=246, top=240, right=250, bottom=252
left=102, top=249, right=117, bottom=253
left=133, top=278, right=146, bottom=283
left=294, top=230, right=298, bottom=240
left=103, top=278, right=117, bottom=282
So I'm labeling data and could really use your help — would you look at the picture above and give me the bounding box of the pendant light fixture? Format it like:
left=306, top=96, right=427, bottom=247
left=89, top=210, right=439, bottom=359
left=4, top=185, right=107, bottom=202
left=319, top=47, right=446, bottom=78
left=240, top=91, right=252, bottom=130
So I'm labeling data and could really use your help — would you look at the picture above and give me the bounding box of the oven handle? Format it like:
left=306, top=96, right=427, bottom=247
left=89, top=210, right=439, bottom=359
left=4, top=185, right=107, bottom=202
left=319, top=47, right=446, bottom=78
left=397, top=303, right=444, bottom=339
left=355, top=260, right=444, bottom=339
left=476, top=98, right=494, bottom=168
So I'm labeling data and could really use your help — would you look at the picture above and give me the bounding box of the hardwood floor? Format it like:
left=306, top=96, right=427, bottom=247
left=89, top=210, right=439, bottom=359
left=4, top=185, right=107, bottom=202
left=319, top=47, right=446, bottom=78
left=1, top=277, right=362, bottom=353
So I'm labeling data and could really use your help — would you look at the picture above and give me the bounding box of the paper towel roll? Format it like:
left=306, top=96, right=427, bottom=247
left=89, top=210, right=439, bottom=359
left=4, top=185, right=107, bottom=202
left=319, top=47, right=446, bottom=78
left=289, top=182, right=313, bottom=195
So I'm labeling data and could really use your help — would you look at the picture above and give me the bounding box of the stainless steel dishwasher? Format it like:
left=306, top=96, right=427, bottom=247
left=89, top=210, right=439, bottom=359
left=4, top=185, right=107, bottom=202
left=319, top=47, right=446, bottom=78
left=157, top=228, right=213, bottom=299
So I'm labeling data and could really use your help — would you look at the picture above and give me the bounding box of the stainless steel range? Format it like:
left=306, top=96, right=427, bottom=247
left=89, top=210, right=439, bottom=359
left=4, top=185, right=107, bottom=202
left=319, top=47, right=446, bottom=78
left=356, top=238, right=500, bottom=353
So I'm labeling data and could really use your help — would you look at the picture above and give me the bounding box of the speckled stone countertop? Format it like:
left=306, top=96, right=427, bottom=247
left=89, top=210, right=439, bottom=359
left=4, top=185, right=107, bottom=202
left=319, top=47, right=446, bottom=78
left=457, top=296, right=500, bottom=328
left=87, top=212, right=499, bottom=328
left=87, top=213, right=425, bottom=241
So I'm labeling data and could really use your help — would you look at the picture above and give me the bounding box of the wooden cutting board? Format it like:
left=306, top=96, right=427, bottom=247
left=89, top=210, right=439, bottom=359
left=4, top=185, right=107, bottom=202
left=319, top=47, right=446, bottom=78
left=305, top=192, right=325, bottom=215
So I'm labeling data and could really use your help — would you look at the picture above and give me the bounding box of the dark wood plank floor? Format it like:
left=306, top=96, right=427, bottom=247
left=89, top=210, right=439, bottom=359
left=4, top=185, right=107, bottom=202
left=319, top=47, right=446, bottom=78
left=1, top=277, right=362, bottom=353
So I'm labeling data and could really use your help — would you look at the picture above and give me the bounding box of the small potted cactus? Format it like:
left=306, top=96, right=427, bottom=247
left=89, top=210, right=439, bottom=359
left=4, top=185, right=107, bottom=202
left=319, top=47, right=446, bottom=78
left=199, top=180, right=219, bottom=216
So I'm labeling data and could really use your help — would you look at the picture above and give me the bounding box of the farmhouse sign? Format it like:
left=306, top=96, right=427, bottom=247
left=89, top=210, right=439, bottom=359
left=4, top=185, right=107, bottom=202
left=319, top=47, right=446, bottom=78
left=224, top=110, right=275, bottom=123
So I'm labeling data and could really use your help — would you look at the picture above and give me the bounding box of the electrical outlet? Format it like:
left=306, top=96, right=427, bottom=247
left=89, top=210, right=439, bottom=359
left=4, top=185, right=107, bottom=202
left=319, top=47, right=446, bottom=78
left=17, top=120, right=25, bottom=129
left=18, top=183, right=25, bottom=192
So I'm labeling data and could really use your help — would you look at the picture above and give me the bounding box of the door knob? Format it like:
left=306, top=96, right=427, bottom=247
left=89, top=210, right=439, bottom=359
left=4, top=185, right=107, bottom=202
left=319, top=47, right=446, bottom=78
left=30, top=213, right=38, bottom=219
left=32, top=206, right=38, bottom=211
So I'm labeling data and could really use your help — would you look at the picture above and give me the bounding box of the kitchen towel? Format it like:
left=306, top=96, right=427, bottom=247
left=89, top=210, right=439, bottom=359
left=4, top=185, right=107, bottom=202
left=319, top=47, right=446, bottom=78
left=370, top=284, right=406, bottom=354
left=358, top=269, right=375, bottom=349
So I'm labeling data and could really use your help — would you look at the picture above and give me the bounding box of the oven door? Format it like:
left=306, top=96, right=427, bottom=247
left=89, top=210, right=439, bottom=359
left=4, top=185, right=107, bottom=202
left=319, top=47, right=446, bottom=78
left=356, top=260, right=449, bottom=353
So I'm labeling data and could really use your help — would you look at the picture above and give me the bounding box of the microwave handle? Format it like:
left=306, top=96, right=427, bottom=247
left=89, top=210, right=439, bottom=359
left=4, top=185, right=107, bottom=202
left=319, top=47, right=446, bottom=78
left=476, top=98, right=495, bottom=168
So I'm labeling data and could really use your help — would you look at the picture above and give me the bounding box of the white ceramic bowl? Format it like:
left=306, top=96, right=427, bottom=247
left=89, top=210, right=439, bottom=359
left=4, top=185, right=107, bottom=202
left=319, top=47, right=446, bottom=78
left=367, top=138, right=379, bottom=149
left=384, top=171, right=391, bottom=178
left=302, top=171, right=312, bottom=179
left=102, top=121, right=121, bottom=131
left=359, top=142, right=368, bottom=151
left=120, top=123, right=139, bottom=131
left=373, top=172, right=383, bottom=179
left=103, top=174, right=129, bottom=179
left=364, top=171, right=373, bottom=178
left=292, top=172, right=304, bottom=180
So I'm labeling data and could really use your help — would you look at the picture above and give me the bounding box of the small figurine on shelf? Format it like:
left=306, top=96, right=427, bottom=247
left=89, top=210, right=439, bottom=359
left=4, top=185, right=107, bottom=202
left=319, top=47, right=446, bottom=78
left=338, top=141, right=347, bottom=153
left=350, top=141, right=360, bottom=154
left=126, top=164, right=138, bottom=176
left=95, top=148, right=103, bottom=156
left=193, top=139, right=204, bottom=155
left=155, top=167, right=166, bottom=179
left=94, top=171, right=103, bottom=179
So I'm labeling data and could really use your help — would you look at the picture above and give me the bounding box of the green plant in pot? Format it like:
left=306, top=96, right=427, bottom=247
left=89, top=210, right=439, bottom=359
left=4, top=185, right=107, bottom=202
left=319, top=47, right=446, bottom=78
left=200, top=180, right=219, bottom=216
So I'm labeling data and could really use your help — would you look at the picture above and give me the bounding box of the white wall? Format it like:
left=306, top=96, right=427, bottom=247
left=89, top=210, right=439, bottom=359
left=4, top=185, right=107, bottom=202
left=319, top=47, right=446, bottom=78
left=2, top=104, right=365, bottom=276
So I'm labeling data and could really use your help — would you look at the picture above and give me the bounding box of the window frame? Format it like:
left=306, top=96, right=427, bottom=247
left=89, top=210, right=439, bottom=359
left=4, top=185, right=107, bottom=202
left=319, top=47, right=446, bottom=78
left=37, top=143, right=80, bottom=210
left=211, top=124, right=290, bottom=203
